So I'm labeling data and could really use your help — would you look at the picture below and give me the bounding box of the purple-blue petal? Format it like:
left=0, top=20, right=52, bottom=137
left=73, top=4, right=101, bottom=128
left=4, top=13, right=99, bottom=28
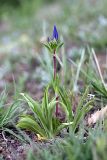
left=53, top=25, right=58, bottom=40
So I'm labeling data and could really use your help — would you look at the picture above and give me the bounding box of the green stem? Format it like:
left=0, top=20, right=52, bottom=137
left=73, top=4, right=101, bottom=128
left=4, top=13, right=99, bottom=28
left=53, top=49, right=56, bottom=80
left=53, top=49, right=58, bottom=117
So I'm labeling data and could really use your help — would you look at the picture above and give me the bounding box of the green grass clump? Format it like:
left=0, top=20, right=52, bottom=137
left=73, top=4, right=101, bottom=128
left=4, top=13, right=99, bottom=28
left=0, top=90, right=19, bottom=129
left=17, top=87, right=73, bottom=139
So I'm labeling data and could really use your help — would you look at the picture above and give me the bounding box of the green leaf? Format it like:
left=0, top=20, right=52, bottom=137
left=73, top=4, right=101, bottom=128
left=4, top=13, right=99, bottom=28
left=73, top=98, right=94, bottom=132
left=0, top=101, right=19, bottom=127
left=58, top=87, right=73, bottom=121
left=55, top=122, right=73, bottom=135
left=56, top=42, right=64, bottom=52
left=20, top=93, right=49, bottom=137
left=17, top=116, right=47, bottom=138
left=44, top=44, right=52, bottom=53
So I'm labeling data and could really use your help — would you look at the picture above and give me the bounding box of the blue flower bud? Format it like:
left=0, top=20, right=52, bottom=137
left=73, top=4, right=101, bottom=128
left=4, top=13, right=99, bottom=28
left=42, top=25, right=63, bottom=53
left=52, top=25, right=58, bottom=41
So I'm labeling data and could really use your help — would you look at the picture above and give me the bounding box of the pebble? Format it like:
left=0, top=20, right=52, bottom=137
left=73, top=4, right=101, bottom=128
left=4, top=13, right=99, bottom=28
left=0, top=146, right=3, bottom=153
left=11, top=140, right=15, bottom=144
left=2, top=142, right=6, bottom=147
left=6, top=155, right=12, bottom=160
left=17, top=146, right=24, bottom=153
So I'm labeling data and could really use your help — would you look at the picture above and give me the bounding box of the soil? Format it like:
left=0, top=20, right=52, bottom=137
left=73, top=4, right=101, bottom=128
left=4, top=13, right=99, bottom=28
left=0, top=129, right=66, bottom=160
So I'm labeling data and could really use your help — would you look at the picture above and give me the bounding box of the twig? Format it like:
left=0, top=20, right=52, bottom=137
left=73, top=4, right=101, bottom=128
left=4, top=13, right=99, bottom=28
left=2, top=130, right=8, bottom=147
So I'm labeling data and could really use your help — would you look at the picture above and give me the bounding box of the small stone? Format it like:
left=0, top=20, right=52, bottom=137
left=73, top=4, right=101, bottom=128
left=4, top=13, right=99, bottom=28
left=2, top=142, right=6, bottom=147
left=0, top=146, right=3, bottom=153
left=17, top=146, right=24, bottom=153
left=11, top=140, right=15, bottom=144
left=6, top=155, right=12, bottom=160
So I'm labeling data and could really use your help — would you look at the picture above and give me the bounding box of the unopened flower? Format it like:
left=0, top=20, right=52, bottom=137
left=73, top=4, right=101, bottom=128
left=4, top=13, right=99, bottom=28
left=52, top=25, right=59, bottom=41
left=42, top=25, right=63, bottom=53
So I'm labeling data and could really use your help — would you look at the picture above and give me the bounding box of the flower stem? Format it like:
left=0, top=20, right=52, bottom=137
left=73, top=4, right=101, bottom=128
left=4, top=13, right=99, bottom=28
left=53, top=49, right=56, bottom=80
left=53, top=49, right=58, bottom=117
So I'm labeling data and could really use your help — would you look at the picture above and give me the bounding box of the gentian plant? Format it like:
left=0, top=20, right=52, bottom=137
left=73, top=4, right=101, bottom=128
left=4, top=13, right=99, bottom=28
left=17, top=87, right=73, bottom=139
left=17, top=25, right=94, bottom=139
left=43, top=25, right=63, bottom=117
